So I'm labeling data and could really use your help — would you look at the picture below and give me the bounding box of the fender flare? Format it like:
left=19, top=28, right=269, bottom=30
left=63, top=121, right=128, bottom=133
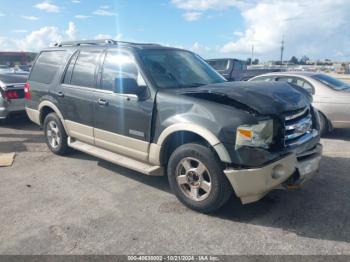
left=151, top=123, right=231, bottom=164
left=38, top=101, right=69, bottom=134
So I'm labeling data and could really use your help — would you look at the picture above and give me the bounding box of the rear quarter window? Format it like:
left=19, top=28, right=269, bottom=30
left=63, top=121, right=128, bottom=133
left=29, top=51, right=66, bottom=84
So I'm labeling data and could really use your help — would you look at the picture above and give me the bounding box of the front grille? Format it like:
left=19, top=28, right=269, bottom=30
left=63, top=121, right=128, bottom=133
left=284, top=107, right=313, bottom=147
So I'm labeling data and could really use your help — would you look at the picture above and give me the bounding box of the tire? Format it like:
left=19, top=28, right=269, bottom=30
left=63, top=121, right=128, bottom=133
left=43, top=112, right=71, bottom=155
left=167, top=143, right=232, bottom=213
left=319, top=112, right=329, bottom=137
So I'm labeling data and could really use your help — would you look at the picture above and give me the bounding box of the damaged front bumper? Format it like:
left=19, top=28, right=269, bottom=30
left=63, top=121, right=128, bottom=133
left=224, top=143, right=322, bottom=204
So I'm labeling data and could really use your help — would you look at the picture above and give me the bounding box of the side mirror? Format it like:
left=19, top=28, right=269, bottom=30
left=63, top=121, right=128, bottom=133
left=113, top=78, right=140, bottom=96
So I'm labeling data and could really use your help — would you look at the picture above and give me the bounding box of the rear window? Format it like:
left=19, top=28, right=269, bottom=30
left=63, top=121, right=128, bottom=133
left=30, top=51, right=66, bottom=84
left=312, top=74, right=350, bottom=91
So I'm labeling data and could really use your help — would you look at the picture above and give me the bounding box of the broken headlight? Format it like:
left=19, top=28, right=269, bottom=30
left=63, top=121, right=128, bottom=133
left=235, top=119, right=273, bottom=149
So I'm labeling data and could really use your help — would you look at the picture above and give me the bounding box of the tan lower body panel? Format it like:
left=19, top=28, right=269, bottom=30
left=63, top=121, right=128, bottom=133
left=65, top=120, right=94, bottom=144
left=68, top=138, right=163, bottom=176
left=94, top=128, right=149, bottom=162
left=25, top=107, right=40, bottom=126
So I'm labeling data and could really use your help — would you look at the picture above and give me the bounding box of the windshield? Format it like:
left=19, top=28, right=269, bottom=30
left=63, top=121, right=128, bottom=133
left=312, top=74, right=350, bottom=91
left=139, top=49, right=226, bottom=89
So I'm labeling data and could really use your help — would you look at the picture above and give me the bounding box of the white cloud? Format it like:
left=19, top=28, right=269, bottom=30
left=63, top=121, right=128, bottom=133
left=172, top=0, right=350, bottom=60
left=13, top=30, right=28, bottom=33
left=34, top=1, right=60, bottom=13
left=233, top=31, right=243, bottom=37
left=94, top=33, right=123, bottom=41
left=172, top=0, right=243, bottom=11
left=93, top=5, right=116, bottom=16
left=172, top=0, right=248, bottom=22
left=220, top=0, right=350, bottom=59
left=93, top=9, right=116, bottom=16
left=17, top=26, right=63, bottom=50
left=75, top=15, right=90, bottom=19
left=0, top=13, right=5, bottom=17
left=183, top=12, right=201, bottom=21
left=190, top=42, right=211, bottom=53
left=21, top=16, right=40, bottom=20
left=72, top=0, right=80, bottom=3
left=65, top=21, right=77, bottom=40
left=0, top=22, right=78, bottom=51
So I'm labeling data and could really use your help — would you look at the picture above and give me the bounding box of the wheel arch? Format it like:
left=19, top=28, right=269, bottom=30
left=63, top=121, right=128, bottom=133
left=38, top=101, right=69, bottom=134
left=151, top=124, right=231, bottom=166
left=318, top=109, right=333, bottom=132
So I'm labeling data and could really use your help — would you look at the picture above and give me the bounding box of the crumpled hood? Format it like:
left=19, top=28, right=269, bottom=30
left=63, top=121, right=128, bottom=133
left=173, top=81, right=311, bottom=115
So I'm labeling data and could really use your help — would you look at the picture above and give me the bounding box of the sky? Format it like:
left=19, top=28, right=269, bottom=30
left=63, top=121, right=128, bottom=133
left=0, top=0, right=349, bottom=61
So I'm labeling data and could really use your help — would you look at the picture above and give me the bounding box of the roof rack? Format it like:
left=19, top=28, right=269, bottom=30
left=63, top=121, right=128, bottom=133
left=54, top=39, right=117, bottom=47
left=54, top=39, right=162, bottom=48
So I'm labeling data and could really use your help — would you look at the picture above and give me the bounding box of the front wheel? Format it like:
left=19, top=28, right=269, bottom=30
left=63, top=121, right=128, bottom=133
left=167, top=143, right=232, bottom=213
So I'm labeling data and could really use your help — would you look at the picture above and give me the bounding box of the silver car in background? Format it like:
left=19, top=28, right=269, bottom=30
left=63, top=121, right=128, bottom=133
left=249, top=72, right=350, bottom=135
left=0, top=73, right=27, bottom=121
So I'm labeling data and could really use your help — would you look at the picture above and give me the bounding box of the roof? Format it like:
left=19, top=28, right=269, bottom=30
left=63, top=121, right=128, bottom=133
left=46, top=39, right=182, bottom=51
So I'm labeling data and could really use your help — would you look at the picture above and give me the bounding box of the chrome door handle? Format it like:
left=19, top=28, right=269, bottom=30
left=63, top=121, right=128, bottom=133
left=98, top=98, right=109, bottom=106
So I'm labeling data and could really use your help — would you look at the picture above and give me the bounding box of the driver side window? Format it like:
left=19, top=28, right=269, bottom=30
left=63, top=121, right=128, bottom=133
left=101, top=51, right=146, bottom=92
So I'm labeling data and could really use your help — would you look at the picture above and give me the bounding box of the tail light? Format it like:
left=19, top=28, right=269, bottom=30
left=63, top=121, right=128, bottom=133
left=5, top=90, right=19, bottom=99
left=24, top=82, right=31, bottom=100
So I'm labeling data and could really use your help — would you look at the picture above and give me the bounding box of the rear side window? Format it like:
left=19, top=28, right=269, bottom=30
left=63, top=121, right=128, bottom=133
left=30, top=51, right=66, bottom=84
left=70, top=51, right=100, bottom=88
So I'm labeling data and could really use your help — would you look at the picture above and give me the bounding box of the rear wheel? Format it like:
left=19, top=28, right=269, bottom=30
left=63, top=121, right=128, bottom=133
left=167, top=143, right=232, bottom=213
left=44, top=113, right=71, bottom=155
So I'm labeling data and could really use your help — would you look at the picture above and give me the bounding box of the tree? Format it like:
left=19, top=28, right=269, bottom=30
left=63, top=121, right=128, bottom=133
left=289, top=56, right=299, bottom=65
left=252, top=59, right=259, bottom=65
left=246, top=58, right=252, bottom=65
left=300, top=55, right=310, bottom=65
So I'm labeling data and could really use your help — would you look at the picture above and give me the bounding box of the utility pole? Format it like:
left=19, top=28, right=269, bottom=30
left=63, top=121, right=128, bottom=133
left=280, top=35, right=284, bottom=65
left=251, top=44, right=254, bottom=66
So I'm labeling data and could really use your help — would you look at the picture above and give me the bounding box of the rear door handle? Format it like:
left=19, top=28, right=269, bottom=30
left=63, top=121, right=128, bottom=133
left=98, top=98, right=109, bottom=106
left=56, top=92, right=64, bottom=97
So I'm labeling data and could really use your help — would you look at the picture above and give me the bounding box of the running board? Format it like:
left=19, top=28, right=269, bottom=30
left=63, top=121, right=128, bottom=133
left=68, top=138, right=164, bottom=176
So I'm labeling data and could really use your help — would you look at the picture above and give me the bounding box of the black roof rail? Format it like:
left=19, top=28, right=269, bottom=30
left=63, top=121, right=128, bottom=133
left=54, top=39, right=162, bottom=48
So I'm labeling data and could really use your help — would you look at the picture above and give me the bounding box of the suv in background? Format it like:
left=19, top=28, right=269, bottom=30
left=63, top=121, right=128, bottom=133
left=207, top=58, right=283, bottom=81
left=25, top=40, right=322, bottom=213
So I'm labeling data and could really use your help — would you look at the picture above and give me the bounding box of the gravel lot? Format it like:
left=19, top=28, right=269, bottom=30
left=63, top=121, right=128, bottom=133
left=0, top=115, right=350, bottom=255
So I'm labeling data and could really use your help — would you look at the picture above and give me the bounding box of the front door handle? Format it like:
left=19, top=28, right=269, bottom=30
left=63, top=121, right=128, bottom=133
left=56, top=92, right=64, bottom=97
left=98, top=98, right=109, bottom=106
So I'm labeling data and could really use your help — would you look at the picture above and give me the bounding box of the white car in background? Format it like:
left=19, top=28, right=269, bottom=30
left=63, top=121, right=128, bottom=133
left=249, top=72, right=350, bottom=135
